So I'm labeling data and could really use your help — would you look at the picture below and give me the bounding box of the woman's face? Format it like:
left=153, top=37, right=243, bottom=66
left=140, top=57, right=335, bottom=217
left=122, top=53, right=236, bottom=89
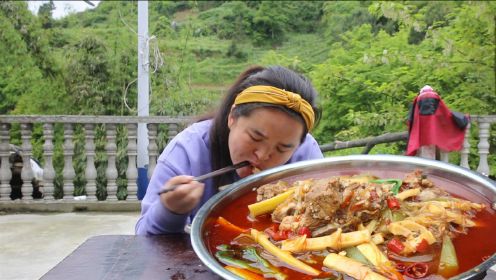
left=227, top=106, right=304, bottom=178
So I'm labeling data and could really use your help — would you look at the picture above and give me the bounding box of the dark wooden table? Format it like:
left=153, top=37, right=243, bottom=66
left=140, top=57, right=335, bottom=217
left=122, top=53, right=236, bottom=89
left=41, top=235, right=222, bottom=280
left=40, top=234, right=496, bottom=280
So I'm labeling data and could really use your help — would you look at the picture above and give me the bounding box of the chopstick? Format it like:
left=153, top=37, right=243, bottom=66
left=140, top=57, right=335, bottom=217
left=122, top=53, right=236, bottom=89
left=157, top=161, right=250, bottom=195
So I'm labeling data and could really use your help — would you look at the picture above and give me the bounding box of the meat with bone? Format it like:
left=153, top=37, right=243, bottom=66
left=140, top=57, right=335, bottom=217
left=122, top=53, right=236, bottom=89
left=258, top=173, right=427, bottom=236
left=256, top=180, right=291, bottom=201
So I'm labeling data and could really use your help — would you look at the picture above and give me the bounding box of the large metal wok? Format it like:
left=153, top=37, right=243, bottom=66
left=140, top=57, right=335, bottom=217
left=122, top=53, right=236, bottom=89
left=191, top=155, right=496, bottom=280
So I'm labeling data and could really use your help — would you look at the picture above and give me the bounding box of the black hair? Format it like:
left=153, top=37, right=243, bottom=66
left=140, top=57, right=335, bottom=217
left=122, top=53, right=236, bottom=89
left=207, top=65, right=321, bottom=187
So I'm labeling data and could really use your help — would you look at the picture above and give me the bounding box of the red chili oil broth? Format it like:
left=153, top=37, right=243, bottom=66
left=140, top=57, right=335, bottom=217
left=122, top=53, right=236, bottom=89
left=203, top=178, right=496, bottom=279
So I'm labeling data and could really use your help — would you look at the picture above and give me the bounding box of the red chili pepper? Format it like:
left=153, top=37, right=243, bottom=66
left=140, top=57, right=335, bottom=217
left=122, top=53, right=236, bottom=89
left=387, top=197, right=401, bottom=210
left=341, top=191, right=354, bottom=208
left=298, top=226, right=312, bottom=237
left=415, top=238, right=429, bottom=253
left=279, top=230, right=290, bottom=240
left=404, top=262, right=429, bottom=279
left=270, top=224, right=279, bottom=232
left=395, top=262, right=407, bottom=273
left=387, top=238, right=405, bottom=254
left=265, top=228, right=283, bottom=240
left=265, top=225, right=291, bottom=241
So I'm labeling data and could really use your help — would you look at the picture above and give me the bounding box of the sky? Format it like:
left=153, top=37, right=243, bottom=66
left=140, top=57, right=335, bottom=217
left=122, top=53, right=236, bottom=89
left=27, top=1, right=100, bottom=19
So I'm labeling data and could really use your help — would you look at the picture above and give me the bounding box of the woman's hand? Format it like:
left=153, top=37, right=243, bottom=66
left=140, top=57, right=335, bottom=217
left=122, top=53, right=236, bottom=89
left=159, top=175, right=205, bottom=214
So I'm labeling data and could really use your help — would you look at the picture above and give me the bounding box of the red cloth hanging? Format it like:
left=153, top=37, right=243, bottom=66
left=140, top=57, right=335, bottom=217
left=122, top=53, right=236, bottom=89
left=406, top=88, right=467, bottom=156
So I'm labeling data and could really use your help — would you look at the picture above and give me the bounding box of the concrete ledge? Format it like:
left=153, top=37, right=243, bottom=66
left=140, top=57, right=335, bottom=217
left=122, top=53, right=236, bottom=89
left=0, top=200, right=141, bottom=212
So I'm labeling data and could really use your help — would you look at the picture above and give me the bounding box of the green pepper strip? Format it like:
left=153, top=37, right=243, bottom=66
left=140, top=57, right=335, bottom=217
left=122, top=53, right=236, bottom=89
left=243, top=247, right=270, bottom=267
left=243, top=247, right=288, bottom=280
left=216, top=251, right=252, bottom=269
left=371, top=179, right=402, bottom=195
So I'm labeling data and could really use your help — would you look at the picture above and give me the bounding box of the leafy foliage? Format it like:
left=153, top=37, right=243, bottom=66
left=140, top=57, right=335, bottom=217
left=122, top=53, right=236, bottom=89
left=311, top=1, right=495, bottom=175
left=1, top=0, right=495, bottom=185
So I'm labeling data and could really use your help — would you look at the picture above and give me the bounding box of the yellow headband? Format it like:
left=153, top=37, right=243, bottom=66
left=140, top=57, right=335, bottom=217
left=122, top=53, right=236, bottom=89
left=234, top=85, right=315, bottom=131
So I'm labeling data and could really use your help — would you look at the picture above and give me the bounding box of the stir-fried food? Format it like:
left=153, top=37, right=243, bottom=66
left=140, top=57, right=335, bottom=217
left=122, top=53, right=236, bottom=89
left=212, top=170, right=487, bottom=279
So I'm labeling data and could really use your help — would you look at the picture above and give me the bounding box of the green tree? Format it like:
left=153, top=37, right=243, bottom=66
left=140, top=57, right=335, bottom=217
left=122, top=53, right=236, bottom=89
left=312, top=1, right=495, bottom=146
left=38, top=0, right=55, bottom=29
left=322, top=1, right=396, bottom=43
left=0, top=2, right=64, bottom=114
left=64, top=37, right=113, bottom=114
left=252, top=1, right=289, bottom=44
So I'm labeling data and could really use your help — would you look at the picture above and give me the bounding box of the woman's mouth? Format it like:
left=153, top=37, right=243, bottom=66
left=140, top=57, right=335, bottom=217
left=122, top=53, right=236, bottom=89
left=251, top=166, right=261, bottom=174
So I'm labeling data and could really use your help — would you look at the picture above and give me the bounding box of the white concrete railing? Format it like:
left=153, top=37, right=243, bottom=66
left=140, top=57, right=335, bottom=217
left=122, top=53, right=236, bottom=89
left=0, top=115, right=494, bottom=206
left=468, top=115, right=496, bottom=176
left=412, top=115, right=495, bottom=176
left=321, top=115, right=495, bottom=176
left=0, top=115, right=192, bottom=204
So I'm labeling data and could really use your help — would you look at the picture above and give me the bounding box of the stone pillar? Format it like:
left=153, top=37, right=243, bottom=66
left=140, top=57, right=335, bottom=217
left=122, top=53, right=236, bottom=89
left=20, top=123, right=34, bottom=200
left=126, top=124, right=138, bottom=200
left=439, top=151, right=449, bottom=163
left=167, top=123, right=179, bottom=143
left=62, top=123, right=75, bottom=199
left=147, top=123, right=158, bottom=180
left=0, top=123, right=11, bottom=201
left=476, top=121, right=490, bottom=176
left=417, top=145, right=436, bottom=160
left=105, top=123, right=118, bottom=200
left=84, top=124, right=97, bottom=200
left=42, top=123, right=56, bottom=200
left=460, top=122, right=471, bottom=169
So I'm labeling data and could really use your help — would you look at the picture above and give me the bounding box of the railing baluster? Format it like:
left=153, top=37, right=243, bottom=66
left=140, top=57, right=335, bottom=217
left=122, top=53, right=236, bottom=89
left=0, top=116, right=194, bottom=206
left=63, top=123, right=75, bottom=199
left=439, top=151, right=449, bottom=163
left=476, top=120, right=490, bottom=176
left=168, top=123, right=179, bottom=143
left=42, top=123, right=55, bottom=200
left=460, top=122, right=471, bottom=168
left=20, top=123, right=34, bottom=200
left=0, top=123, right=11, bottom=201
left=147, top=123, right=158, bottom=180
left=126, top=124, right=138, bottom=200
left=84, top=124, right=97, bottom=200
left=105, top=124, right=118, bottom=200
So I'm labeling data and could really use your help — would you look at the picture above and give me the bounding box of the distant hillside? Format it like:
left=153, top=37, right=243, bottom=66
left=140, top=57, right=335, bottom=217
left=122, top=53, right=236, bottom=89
left=46, top=1, right=329, bottom=116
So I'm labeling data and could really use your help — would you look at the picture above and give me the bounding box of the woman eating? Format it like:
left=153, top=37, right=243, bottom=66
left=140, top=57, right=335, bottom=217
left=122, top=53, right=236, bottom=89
left=136, top=65, right=323, bottom=235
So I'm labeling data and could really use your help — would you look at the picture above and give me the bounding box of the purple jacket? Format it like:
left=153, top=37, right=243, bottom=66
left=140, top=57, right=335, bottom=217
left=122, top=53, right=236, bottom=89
left=135, top=119, right=323, bottom=235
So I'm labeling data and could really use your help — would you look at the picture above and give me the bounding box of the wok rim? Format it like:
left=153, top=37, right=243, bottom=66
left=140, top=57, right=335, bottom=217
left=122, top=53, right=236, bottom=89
left=191, top=155, right=496, bottom=280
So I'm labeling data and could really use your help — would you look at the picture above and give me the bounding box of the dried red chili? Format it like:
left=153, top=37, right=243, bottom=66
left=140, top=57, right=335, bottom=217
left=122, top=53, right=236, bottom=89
left=340, top=191, right=354, bottom=208
left=297, top=226, right=312, bottom=237
left=405, top=262, right=429, bottom=279
left=395, top=262, right=407, bottom=273
left=265, top=224, right=291, bottom=241
left=387, top=238, right=405, bottom=254
left=415, top=239, right=430, bottom=253
left=387, top=197, right=401, bottom=210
